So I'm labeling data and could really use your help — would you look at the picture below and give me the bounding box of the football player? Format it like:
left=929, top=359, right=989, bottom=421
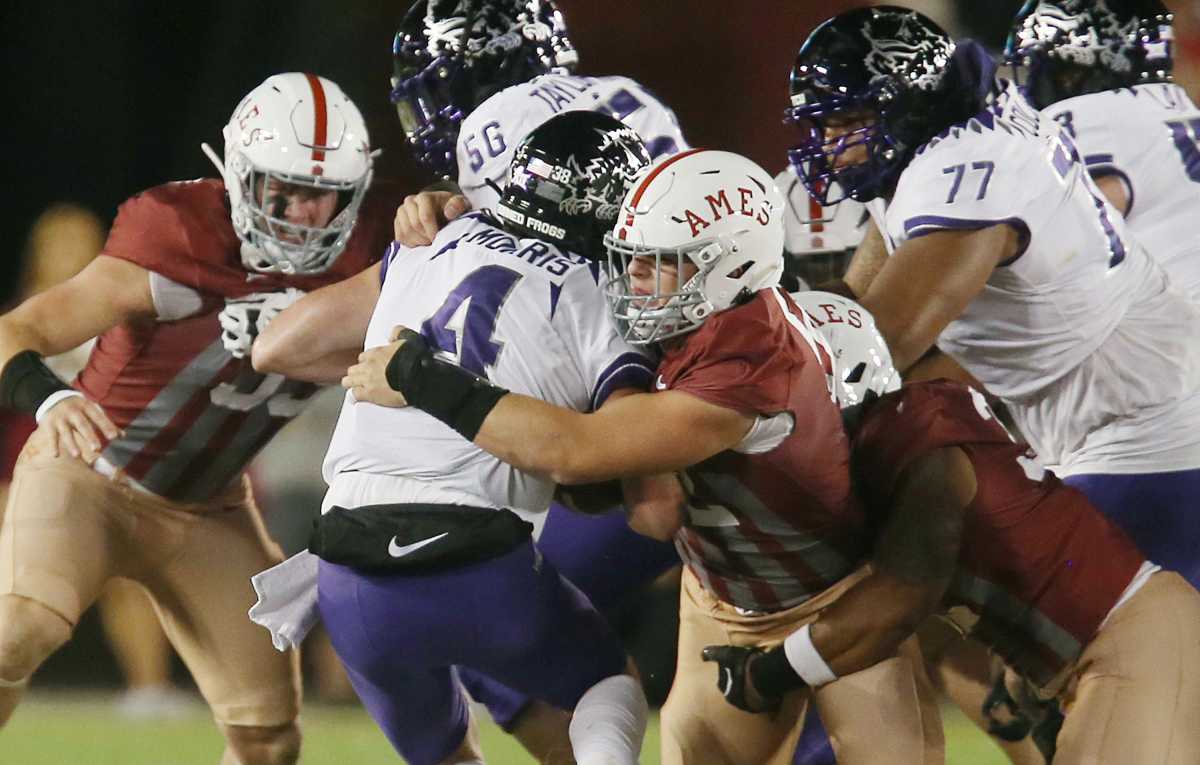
left=386, top=0, right=689, bottom=754
left=254, top=111, right=666, bottom=765
left=705, top=292, right=1200, bottom=765
left=1007, top=1, right=1200, bottom=299
left=349, top=148, right=943, bottom=765
left=786, top=6, right=1200, bottom=591
left=0, top=73, right=400, bottom=765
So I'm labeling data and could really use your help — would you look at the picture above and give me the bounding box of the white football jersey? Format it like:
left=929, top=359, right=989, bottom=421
left=457, top=73, right=688, bottom=211
left=323, top=213, right=654, bottom=523
left=1044, top=83, right=1200, bottom=301
left=869, top=82, right=1200, bottom=476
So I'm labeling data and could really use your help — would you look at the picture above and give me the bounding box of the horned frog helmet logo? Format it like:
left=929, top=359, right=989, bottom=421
left=559, top=125, right=646, bottom=221
left=1015, top=1, right=1139, bottom=74
left=860, top=11, right=954, bottom=91
left=424, top=0, right=550, bottom=59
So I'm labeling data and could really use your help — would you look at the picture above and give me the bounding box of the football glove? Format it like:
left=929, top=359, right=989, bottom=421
left=218, top=288, right=305, bottom=359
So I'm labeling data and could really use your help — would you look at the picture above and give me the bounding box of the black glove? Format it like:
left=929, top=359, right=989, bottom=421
left=701, top=644, right=803, bottom=714
left=702, top=645, right=770, bottom=713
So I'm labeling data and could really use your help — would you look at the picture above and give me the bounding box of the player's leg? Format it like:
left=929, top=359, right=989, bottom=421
left=812, top=633, right=944, bottom=765
left=1053, top=572, right=1200, bottom=764
left=0, top=449, right=129, bottom=725
left=1064, top=469, right=1200, bottom=589
left=455, top=669, right=574, bottom=765
left=144, top=482, right=301, bottom=765
left=917, top=616, right=1047, bottom=765
left=448, top=542, right=646, bottom=765
left=317, top=558, right=484, bottom=764
left=458, top=503, right=677, bottom=762
left=660, top=568, right=807, bottom=765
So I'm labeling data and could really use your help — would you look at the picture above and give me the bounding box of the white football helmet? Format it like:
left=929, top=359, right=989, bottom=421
left=790, top=291, right=899, bottom=408
left=604, top=149, right=784, bottom=345
left=777, top=168, right=869, bottom=289
left=203, top=73, right=374, bottom=275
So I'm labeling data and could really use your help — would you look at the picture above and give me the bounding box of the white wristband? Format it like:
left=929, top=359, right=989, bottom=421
left=35, top=390, right=85, bottom=423
left=783, top=623, right=838, bottom=687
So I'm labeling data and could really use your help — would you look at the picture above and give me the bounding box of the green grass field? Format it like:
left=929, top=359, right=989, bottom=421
left=4, top=692, right=1010, bottom=764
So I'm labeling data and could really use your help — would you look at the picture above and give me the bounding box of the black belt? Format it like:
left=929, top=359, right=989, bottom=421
left=309, top=503, right=533, bottom=574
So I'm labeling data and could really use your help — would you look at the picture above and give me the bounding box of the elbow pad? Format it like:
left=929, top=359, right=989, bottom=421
left=385, top=329, right=508, bottom=441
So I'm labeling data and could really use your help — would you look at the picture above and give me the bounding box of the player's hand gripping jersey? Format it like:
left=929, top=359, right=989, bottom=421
left=75, top=179, right=404, bottom=502
left=457, top=74, right=687, bottom=210
left=1044, top=83, right=1200, bottom=301
left=854, top=381, right=1149, bottom=688
left=867, top=81, right=1200, bottom=476
left=323, top=212, right=653, bottom=524
left=657, top=288, right=865, bottom=613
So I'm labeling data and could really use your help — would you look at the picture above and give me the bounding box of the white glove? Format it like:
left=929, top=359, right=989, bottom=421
left=218, top=288, right=305, bottom=359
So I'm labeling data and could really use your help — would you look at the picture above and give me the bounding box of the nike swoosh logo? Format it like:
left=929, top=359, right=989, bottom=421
left=387, top=532, right=449, bottom=558
left=721, top=667, right=734, bottom=697
left=655, top=375, right=668, bottom=391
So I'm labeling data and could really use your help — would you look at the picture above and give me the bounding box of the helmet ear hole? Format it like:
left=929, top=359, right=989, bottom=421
left=724, top=260, right=755, bottom=280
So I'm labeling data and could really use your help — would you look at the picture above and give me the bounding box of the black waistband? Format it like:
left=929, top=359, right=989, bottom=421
left=309, top=503, right=533, bottom=574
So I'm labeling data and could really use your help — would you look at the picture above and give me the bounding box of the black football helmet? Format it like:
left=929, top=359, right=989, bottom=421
left=496, top=111, right=650, bottom=259
left=1005, top=0, right=1173, bottom=109
left=785, top=6, right=982, bottom=205
left=391, top=0, right=578, bottom=178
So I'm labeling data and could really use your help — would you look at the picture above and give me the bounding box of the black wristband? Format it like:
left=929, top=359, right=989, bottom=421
left=0, top=350, right=72, bottom=415
left=385, top=330, right=509, bottom=441
left=750, top=645, right=806, bottom=701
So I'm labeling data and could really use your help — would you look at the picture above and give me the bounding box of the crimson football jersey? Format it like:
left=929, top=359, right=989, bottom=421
left=659, top=287, right=867, bottom=612
left=854, top=381, right=1146, bottom=686
left=75, top=178, right=405, bottom=502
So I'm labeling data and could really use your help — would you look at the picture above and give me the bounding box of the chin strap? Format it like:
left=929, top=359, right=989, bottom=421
left=200, top=142, right=226, bottom=176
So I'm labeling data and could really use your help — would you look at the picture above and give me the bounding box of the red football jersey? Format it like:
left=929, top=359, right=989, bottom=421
left=659, top=287, right=867, bottom=612
left=854, top=381, right=1145, bottom=686
left=74, top=178, right=406, bottom=502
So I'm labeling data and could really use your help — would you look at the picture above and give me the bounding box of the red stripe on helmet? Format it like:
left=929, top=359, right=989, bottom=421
left=807, top=192, right=825, bottom=232
left=303, top=73, right=328, bottom=162
left=628, top=147, right=707, bottom=209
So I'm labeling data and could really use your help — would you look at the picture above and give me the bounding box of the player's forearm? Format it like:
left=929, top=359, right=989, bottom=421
left=807, top=571, right=946, bottom=677
left=253, top=298, right=368, bottom=378
left=622, top=473, right=686, bottom=541
left=0, top=315, right=54, bottom=371
left=475, top=394, right=621, bottom=485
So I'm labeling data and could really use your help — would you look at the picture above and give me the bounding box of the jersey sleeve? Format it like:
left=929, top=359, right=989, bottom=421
left=886, top=128, right=1055, bottom=259
left=101, top=189, right=197, bottom=283
left=555, top=264, right=654, bottom=410
left=665, top=298, right=796, bottom=415
left=1047, top=94, right=1137, bottom=215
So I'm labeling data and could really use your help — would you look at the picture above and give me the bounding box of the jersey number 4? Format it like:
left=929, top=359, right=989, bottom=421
left=421, top=265, right=524, bottom=376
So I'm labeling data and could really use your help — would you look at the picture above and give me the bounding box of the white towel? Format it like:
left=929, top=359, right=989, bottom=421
left=248, top=550, right=320, bottom=652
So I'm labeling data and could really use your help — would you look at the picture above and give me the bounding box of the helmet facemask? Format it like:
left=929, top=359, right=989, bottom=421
left=225, top=152, right=369, bottom=275
left=604, top=231, right=781, bottom=346
left=786, top=96, right=903, bottom=205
